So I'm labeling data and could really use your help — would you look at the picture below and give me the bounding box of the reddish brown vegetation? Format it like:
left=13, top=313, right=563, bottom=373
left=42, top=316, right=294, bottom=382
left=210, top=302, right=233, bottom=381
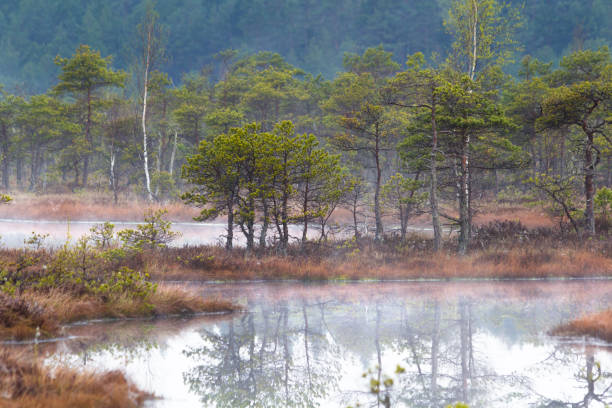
left=0, top=193, right=198, bottom=222
left=143, top=233, right=612, bottom=281
left=473, top=204, right=555, bottom=228
left=0, top=293, right=57, bottom=340
left=0, top=286, right=240, bottom=341
left=0, top=348, right=148, bottom=408
left=0, top=194, right=556, bottom=229
left=552, top=309, right=612, bottom=343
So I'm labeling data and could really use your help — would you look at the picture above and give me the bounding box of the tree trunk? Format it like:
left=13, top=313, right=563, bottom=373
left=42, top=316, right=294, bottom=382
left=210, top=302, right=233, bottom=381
left=430, top=301, right=440, bottom=402
left=1, top=123, right=9, bottom=190
left=82, top=87, right=92, bottom=187
left=259, top=199, right=269, bottom=250
left=155, top=132, right=163, bottom=197
left=493, top=168, right=499, bottom=195
left=469, top=0, right=478, bottom=80
left=302, top=303, right=313, bottom=390
left=281, top=192, right=289, bottom=254
left=468, top=166, right=473, bottom=240
left=374, top=125, right=383, bottom=241
left=168, top=130, right=178, bottom=176
left=430, top=104, right=442, bottom=251
left=352, top=197, right=360, bottom=240
left=400, top=205, right=407, bottom=241
left=226, top=198, right=234, bottom=250
left=458, top=132, right=471, bottom=255
left=246, top=196, right=255, bottom=251
left=82, top=155, right=90, bottom=188
left=301, top=181, right=309, bottom=244
left=15, top=154, right=23, bottom=190
left=559, top=129, right=567, bottom=179
left=110, top=147, right=118, bottom=204
left=607, top=155, right=611, bottom=186
left=584, top=132, right=596, bottom=235
left=29, top=144, right=40, bottom=191
left=460, top=301, right=470, bottom=403
left=142, top=39, right=153, bottom=202
left=41, top=155, right=47, bottom=193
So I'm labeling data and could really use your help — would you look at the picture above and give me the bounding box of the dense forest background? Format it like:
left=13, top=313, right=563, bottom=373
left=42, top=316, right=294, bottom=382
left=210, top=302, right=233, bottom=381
left=0, top=0, right=610, bottom=92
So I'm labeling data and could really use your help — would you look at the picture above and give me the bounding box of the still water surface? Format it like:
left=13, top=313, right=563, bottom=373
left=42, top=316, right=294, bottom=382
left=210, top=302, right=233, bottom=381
left=0, top=218, right=320, bottom=248
left=34, top=281, right=612, bottom=407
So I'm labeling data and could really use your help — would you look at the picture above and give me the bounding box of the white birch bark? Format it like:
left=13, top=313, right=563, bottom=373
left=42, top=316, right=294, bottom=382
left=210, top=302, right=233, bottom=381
left=142, top=28, right=153, bottom=202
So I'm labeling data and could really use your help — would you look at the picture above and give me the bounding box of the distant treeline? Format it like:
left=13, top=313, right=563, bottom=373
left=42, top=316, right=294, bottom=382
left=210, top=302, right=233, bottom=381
left=0, top=0, right=610, bottom=91
left=0, top=0, right=611, bottom=254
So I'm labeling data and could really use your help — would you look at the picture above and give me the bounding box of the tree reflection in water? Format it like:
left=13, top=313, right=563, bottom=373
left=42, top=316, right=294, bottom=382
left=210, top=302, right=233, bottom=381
left=528, top=344, right=612, bottom=407
left=182, top=299, right=341, bottom=407
left=41, top=283, right=612, bottom=408
left=181, top=290, right=612, bottom=408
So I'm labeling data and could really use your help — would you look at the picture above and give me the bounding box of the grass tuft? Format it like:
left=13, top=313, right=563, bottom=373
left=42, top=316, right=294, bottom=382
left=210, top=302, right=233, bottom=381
left=0, top=347, right=149, bottom=408
left=0, top=285, right=239, bottom=341
left=551, top=309, right=612, bottom=343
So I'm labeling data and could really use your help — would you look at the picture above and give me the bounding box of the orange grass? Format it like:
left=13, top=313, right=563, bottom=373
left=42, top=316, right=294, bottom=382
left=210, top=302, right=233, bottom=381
left=551, top=309, right=612, bottom=343
left=473, top=204, right=555, bottom=228
left=145, top=245, right=612, bottom=281
left=0, top=286, right=240, bottom=341
left=0, top=348, right=148, bottom=408
left=0, top=193, right=198, bottom=222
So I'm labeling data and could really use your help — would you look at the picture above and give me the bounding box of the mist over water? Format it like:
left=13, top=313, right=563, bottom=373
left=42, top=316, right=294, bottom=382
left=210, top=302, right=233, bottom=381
left=29, top=281, right=612, bottom=408
left=0, top=219, right=316, bottom=249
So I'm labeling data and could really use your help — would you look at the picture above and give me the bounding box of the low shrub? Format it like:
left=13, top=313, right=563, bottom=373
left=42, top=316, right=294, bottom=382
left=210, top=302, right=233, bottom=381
left=551, top=309, right=612, bottom=343
left=0, top=292, right=57, bottom=339
left=0, top=239, right=155, bottom=302
left=0, top=347, right=149, bottom=407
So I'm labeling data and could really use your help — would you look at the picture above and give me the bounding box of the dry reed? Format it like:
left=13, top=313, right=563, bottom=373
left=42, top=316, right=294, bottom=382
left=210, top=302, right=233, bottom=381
left=0, top=285, right=240, bottom=341
left=551, top=309, right=612, bottom=343
left=0, top=348, right=148, bottom=408
left=0, top=193, right=198, bottom=222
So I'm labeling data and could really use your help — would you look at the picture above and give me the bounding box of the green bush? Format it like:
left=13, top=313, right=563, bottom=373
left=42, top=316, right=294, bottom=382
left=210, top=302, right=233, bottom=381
left=151, top=171, right=178, bottom=201
left=89, top=222, right=115, bottom=248
left=0, top=237, right=156, bottom=302
left=118, top=209, right=180, bottom=250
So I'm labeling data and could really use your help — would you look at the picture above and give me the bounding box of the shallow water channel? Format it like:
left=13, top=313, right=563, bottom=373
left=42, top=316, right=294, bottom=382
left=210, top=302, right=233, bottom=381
left=23, top=281, right=612, bottom=407
left=0, top=218, right=333, bottom=249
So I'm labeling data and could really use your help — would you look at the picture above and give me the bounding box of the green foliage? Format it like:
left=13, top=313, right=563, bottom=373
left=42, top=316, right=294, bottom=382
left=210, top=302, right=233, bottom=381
left=526, top=173, right=581, bottom=233
left=0, top=0, right=608, bottom=91
left=183, top=120, right=349, bottom=249
left=53, top=44, right=126, bottom=98
left=89, top=267, right=156, bottom=301
left=343, top=45, right=400, bottom=80
left=0, top=238, right=156, bottom=301
left=24, top=232, right=49, bottom=250
left=539, top=47, right=612, bottom=131
left=151, top=171, right=177, bottom=200
left=173, top=72, right=210, bottom=145
left=89, top=222, right=115, bottom=248
left=381, top=173, right=427, bottom=239
left=347, top=364, right=407, bottom=408
left=595, top=187, right=612, bottom=218
left=117, top=209, right=180, bottom=250
left=445, top=0, right=523, bottom=78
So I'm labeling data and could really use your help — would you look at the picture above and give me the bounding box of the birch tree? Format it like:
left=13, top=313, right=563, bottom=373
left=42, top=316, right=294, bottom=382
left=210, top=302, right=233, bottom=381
left=137, top=3, right=167, bottom=201
left=444, top=0, right=521, bottom=253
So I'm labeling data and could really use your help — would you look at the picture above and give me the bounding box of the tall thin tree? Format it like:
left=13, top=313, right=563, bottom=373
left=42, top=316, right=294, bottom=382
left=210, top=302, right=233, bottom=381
left=137, top=2, right=167, bottom=201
